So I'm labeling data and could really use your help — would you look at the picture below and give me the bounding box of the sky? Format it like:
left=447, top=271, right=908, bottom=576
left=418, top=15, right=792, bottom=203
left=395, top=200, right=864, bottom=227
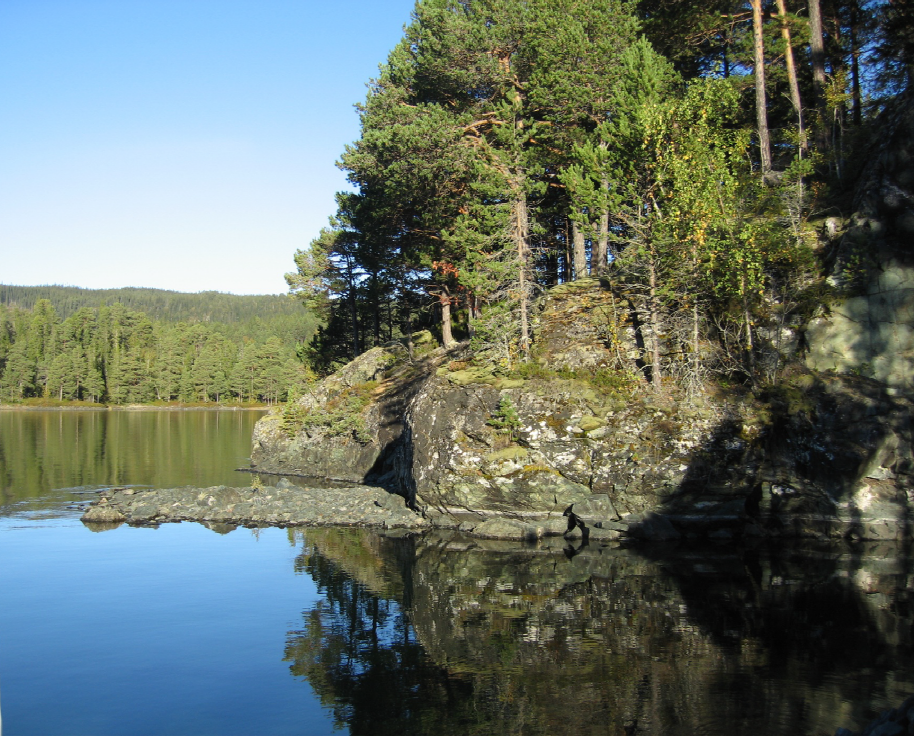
left=0, top=0, right=416, bottom=295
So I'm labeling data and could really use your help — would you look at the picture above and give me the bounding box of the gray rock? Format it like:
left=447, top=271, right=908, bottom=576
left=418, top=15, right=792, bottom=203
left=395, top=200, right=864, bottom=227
left=572, top=494, right=621, bottom=522
left=80, top=484, right=426, bottom=531
left=81, top=505, right=126, bottom=523
left=472, top=518, right=528, bottom=540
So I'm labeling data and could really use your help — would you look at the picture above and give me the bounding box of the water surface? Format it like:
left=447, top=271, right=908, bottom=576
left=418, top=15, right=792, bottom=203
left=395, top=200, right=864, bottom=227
left=0, top=408, right=264, bottom=514
left=1, top=409, right=912, bottom=735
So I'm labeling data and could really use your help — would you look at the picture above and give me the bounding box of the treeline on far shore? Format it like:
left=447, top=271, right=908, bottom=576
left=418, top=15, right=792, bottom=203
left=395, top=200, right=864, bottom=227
left=0, top=294, right=319, bottom=405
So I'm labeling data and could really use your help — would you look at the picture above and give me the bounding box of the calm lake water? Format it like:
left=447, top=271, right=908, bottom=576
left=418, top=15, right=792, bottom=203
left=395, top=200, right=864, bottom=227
left=1, top=409, right=912, bottom=736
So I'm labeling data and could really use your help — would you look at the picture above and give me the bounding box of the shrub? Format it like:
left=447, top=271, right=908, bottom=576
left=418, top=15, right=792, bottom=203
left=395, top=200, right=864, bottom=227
left=487, top=396, right=522, bottom=441
left=280, top=382, right=376, bottom=443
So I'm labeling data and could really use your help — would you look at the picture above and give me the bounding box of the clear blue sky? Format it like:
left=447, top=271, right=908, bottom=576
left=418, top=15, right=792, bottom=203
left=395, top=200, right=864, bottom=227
left=0, top=0, right=416, bottom=295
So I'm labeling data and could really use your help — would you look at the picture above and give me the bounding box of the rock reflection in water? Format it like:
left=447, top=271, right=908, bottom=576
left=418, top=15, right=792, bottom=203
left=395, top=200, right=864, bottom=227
left=284, top=529, right=914, bottom=736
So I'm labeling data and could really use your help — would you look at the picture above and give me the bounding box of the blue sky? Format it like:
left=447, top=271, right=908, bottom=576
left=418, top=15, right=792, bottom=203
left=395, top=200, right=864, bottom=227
left=0, top=0, right=416, bottom=295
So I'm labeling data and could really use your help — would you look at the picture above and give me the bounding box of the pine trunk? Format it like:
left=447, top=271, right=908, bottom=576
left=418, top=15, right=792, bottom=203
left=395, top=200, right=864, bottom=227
left=348, top=289, right=361, bottom=359
left=440, top=293, right=456, bottom=349
left=647, top=249, right=663, bottom=390
left=571, top=219, right=587, bottom=280
left=850, top=1, right=862, bottom=126
left=692, top=300, right=700, bottom=377
left=512, top=192, right=531, bottom=357
left=742, top=273, right=756, bottom=377
left=346, top=260, right=361, bottom=358
left=809, top=0, right=828, bottom=147
left=775, top=0, right=807, bottom=153
left=466, top=293, right=476, bottom=337
left=594, top=174, right=610, bottom=275
left=751, top=0, right=773, bottom=175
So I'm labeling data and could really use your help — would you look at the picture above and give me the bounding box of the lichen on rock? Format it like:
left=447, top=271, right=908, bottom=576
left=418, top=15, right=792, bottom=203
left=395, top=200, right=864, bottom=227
left=249, top=279, right=914, bottom=544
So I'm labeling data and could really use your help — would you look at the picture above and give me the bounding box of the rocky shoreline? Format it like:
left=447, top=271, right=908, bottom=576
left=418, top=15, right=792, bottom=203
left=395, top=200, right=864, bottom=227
left=79, top=478, right=691, bottom=542
left=80, top=480, right=425, bottom=531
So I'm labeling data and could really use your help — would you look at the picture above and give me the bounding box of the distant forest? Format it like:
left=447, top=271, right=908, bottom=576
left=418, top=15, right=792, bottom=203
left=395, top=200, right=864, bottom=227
left=0, top=286, right=319, bottom=404
left=0, top=284, right=303, bottom=325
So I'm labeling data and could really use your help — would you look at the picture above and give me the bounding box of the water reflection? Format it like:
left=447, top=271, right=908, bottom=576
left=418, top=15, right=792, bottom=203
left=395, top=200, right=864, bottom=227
left=0, top=409, right=265, bottom=512
left=287, top=530, right=914, bottom=736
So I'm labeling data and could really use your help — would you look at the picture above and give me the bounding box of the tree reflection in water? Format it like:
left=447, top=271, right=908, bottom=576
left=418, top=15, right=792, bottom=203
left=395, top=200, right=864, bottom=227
left=284, top=530, right=481, bottom=735
left=284, top=528, right=914, bottom=736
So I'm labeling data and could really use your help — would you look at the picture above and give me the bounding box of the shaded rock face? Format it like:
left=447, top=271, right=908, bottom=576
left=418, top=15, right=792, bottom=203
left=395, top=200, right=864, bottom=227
left=807, top=261, right=914, bottom=390
left=748, top=378, right=914, bottom=541
left=808, top=93, right=914, bottom=391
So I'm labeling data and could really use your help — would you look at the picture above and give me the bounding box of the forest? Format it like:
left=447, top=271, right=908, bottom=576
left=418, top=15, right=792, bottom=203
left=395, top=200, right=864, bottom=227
left=0, top=288, right=318, bottom=405
left=288, top=0, right=912, bottom=384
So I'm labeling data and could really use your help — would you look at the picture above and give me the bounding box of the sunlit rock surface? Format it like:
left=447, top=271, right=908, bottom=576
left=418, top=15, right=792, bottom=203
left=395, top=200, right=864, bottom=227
left=80, top=480, right=424, bottom=529
left=251, top=326, right=913, bottom=541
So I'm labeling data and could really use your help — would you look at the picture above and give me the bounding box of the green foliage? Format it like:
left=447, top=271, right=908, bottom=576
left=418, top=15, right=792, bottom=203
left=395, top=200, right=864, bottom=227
left=510, top=360, right=558, bottom=381
left=0, top=284, right=314, bottom=329
left=0, top=298, right=314, bottom=405
left=487, top=396, right=522, bottom=440
left=284, top=0, right=894, bottom=390
left=280, top=382, right=377, bottom=444
left=510, top=359, right=637, bottom=402
left=590, top=368, right=639, bottom=399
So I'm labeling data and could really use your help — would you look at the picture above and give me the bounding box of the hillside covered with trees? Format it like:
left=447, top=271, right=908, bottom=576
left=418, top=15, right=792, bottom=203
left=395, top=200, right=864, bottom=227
left=0, top=284, right=308, bottom=332
left=0, top=289, right=318, bottom=405
left=287, top=0, right=912, bottom=384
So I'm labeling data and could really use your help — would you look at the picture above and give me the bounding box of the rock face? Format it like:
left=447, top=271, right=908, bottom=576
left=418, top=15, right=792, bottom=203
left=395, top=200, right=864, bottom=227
left=80, top=480, right=425, bottom=530
left=249, top=287, right=913, bottom=542
left=836, top=696, right=914, bottom=736
left=807, top=93, right=914, bottom=391
left=250, top=92, right=914, bottom=542
left=250, top=346, right=403, bottom=482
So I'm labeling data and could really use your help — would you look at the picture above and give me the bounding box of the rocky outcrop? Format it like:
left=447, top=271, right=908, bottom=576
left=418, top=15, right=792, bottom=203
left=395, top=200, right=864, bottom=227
left=245, top=97, right=914, bottom=545
left=250, top=346, right=401, bottom=482
left=80, top=479, right=425, bottom=530
left=249, top=299, right=913, bottom=543
left=807, top=93, right=914, bottom=391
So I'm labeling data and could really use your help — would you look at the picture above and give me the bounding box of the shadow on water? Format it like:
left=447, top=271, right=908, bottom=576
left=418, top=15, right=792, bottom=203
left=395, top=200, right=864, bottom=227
left=283, top=528, right=914, bottom=736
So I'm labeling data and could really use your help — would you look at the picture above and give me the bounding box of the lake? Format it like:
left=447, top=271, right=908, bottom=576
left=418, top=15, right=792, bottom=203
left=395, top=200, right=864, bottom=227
left=1, top=409, right=912, bottom=735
